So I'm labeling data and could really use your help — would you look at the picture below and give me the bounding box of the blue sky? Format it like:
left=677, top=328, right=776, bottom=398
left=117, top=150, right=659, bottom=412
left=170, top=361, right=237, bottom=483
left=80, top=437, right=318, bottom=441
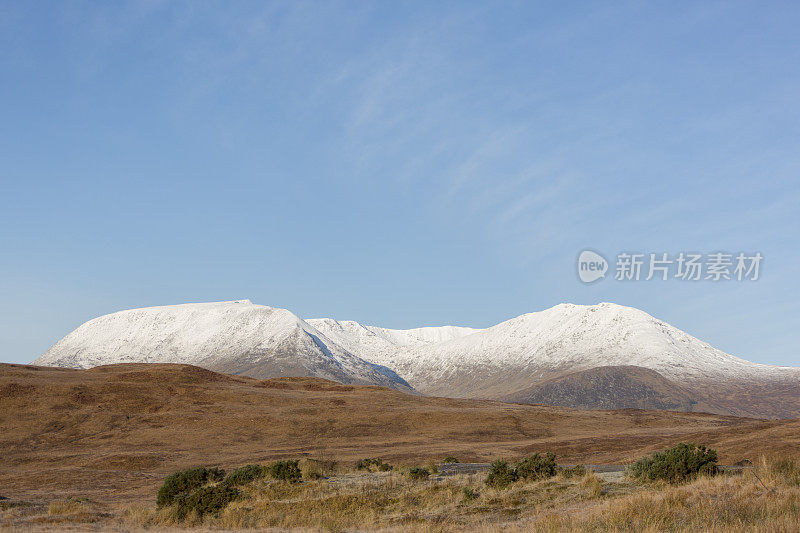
left=1, top=1, right=799, bottom=366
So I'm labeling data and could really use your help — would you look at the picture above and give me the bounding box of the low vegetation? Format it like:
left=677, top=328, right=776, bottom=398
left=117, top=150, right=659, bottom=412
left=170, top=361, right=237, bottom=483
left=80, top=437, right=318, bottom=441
left=461, top=486, right=478, bottom=501
left=486, top=452, right=559, bottom=488
left=354, top=457, right=393, bottom=472
left=171, top=484, right=240, bottom=520
left=224, top=464, right=267, bottom=486
left=407, top=466, right=430, bottom=481
left=266, top=460, right=302, bottom=483
left=485, top=459, right=517, bottom=488
left=628, top=442, right=718, bottom=483
left=559, top=464, right=587, bottom=479
left=24, top=451, right=794, bottom=531
left=156, top=467, right=225, bottom=507
left=516, top=451, right=558, bottom=481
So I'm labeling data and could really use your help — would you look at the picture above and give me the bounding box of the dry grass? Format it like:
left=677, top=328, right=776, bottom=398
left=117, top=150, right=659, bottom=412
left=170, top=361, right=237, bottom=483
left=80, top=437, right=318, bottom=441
left=122, top=457, right=800, bottom=532
left=119, top=503, right=156, bottom=528
left=517, top=456, right=800, bottom=532
left=47, top=499, right=88, bottom=515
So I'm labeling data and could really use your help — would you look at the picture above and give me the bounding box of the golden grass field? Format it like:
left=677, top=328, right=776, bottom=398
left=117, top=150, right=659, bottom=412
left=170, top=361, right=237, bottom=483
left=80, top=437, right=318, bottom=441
left=6, top=457, right=799, bottom=532
left=2, top=362, right=799, bottom=531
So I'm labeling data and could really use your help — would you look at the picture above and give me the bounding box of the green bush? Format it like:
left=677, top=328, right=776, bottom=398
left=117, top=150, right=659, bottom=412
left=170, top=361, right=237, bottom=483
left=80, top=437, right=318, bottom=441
left=485, top=460, right=517, bottom=489
left=174, top=484, right=240, bottom=520
left=443, top=456, right=459, bottom=464
left=355, top=457, right=393, bottom=472
left=560, top=465, right=587, bottom=479
left=628, top=443, right=718, bottom=483
left=408, top=467, right=430, bottom=481
left=225, top=464, right=267, bottom=486
left=462, top=487, right=478, bottom=501
left=515, top=452, right=557, bottom=481
left=157, top=467, right=225, bottom=507
left=268, top=460, right=302, bottom=483
left=355, top=458, right=377, bottom=470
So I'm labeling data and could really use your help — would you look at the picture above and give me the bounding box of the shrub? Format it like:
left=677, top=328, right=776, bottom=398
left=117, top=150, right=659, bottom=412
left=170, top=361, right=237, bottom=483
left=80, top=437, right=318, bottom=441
left=628, top=443, right=718, bottom=483
left=268, top=460, right=302, bottom=483
left=462, top=487, right=478, bottom=501
left=516, top=452, right=557, bottom=481
left=443, top=456, right=459, bottom=464
left=174, top=484, right=239, bottom=520
left=560, top=465, right=587, bottom=479
left=355, top=458, right=376, bottom=470
left=225, top=464, right=267, bottom=486
left=355, top=457, right=392, bottom=472
left=157, top=467, right=225, bottom=507
left=485, top=460, right=517, bottom=489
left=408, top=467, right=430, bottom=481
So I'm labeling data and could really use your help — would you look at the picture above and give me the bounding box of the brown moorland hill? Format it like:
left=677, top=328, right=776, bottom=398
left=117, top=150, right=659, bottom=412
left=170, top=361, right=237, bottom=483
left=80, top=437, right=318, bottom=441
left=1, top=362, right=798, bottom=505
left=502, top=365, right=703, bottom=411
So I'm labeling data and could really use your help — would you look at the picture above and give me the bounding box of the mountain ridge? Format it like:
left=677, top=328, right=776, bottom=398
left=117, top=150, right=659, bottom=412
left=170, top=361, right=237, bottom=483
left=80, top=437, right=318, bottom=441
left=34, top=300, right=800, bottom=418
left=35, top=300, right=413, bottom=392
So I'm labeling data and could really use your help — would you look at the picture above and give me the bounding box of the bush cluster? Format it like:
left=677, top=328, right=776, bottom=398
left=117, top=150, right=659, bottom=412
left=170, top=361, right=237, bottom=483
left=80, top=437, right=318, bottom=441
left=486, top=453, right=559, bottom=489
left=627, top=443, right=718, bottom=483
left=173, top=484, right=240, bottom=520
left=355, top=457, right=393, bottom=472
left=268, top=460, right=302, bottom=482
left=485, top=460, right=517, bottom=489
left=408, top=467, right=430, bottom=481
left=156, top=467, right=225, bottom=507
left=157, top=459, right=307, bottom=520
left=516, top=452, right=557, bottom=481
left=225, top=464, right=268, bottom=486
left=559, top=465, right=587, bottom=479
left=443, top=456, right=459, bottom=464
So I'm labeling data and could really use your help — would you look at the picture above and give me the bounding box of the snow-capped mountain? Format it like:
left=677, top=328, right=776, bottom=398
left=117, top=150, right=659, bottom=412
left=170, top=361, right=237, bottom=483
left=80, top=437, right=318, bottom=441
left=311, top=303, right=797, bottom=394
left=305, top=318, right=479, bottom=366
left=34, top=300, right=412, bottom=391
left=309, top=303, right=800, bottom=418
left=35, top=300, right=800, bottom=418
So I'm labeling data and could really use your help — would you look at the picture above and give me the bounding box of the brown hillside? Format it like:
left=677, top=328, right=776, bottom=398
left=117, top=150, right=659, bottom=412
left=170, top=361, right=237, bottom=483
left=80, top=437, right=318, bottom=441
left=1, top=363, right=798, bottom=504
left=502, top=365, right=703, bottom=411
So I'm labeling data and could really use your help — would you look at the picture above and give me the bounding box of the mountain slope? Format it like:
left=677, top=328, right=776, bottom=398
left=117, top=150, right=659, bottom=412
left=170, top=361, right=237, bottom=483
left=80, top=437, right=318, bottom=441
left=500, top=365, right=702, bottom=411
left=305, top=318, right=478, bottom=362
left=34, top=300, right=412, bottom=391
left=310, top=303, right=800, bottom=418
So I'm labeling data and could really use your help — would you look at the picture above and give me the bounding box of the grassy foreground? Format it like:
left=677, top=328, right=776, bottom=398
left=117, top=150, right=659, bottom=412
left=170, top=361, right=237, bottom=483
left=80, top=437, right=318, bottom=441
left=117, top=456, right=798, bottom=532
left=3, top=456, right=797, bottom=531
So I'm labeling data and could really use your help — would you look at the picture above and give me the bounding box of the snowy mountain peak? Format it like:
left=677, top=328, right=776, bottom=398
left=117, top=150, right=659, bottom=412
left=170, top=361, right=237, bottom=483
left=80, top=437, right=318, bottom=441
left=34, top=300, right=800, bottom=417
left=34, top=300, right=412, bottom=391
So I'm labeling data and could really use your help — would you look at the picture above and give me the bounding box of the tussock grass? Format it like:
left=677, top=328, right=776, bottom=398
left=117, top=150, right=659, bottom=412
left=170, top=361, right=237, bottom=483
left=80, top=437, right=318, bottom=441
left=128, top=456, right=800, bottom=532
left=516, top=456, right=800, bottom=532
left=47, top=499, right=87, bottom=516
